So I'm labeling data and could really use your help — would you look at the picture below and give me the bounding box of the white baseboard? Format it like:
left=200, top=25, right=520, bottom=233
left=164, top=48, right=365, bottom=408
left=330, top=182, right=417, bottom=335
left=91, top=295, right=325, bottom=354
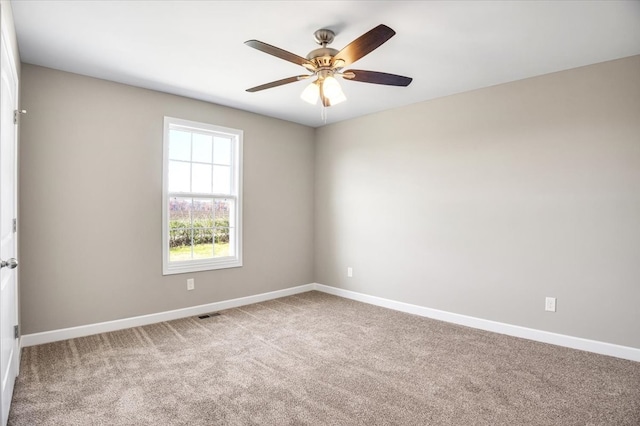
left=314, top=283, right=640, bottom=363
left=21, top=282, right=640, bottom=363
left=20, top=283, right=315, bottom=347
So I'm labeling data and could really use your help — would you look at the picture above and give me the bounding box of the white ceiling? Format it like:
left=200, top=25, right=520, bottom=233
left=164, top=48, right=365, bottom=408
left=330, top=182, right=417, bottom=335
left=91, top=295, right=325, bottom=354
left=11, top=1, right=640, bottom=128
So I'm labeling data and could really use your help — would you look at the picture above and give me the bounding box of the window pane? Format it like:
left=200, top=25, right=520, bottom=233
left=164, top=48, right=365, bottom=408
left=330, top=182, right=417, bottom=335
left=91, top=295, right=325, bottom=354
left=193, top=198, right=213, bottom=223
left=227, top=226, right=236, bottom=255
left=212, top=165, right=230, bottom=194
left=169, top=130, right=191, bottom=161
left=193, top=201, right=213, bottom=259
left=169, top=229, right=193, bottom=262
left=214, top=199, right=230, bottom=254
left=192, top=163, right=212, bottom=193
left=193, top=228, right=214, bottom=259
left=214, top=227, right=230, bottom=257
left=169, top=198, right=192, bottom=261
left=168, top=161, right=190, bottom=192
left=169, top=197, right=192, bottom=223
left=224, top=198, right=236, bottom=228
left=215, top=199, right=230, bottom=221
left=192, top=133, right=212, bottom=163
left=214, top=137, right=231, bottom=165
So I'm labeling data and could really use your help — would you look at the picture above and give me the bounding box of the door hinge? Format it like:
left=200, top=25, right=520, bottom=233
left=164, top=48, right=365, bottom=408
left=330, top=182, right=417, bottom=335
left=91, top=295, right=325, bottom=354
left=14, top=109, right=26, bottom=124
left=13, top=218, right=17, bottom=233
left=14, top=325, right=19, bottom=339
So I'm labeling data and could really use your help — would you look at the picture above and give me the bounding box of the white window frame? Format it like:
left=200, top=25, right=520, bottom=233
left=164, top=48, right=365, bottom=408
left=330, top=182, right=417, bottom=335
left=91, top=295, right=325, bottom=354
left=162, top=116, right=243, bottom=275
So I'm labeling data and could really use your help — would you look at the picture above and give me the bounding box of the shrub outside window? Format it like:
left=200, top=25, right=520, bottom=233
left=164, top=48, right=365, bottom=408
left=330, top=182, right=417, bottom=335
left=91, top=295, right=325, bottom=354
left=162, top=117, right=242, bottom=275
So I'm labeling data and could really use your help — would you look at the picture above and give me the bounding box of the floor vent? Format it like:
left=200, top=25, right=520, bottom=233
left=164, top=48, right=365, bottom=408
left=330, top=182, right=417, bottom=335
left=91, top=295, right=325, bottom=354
left=198, top=312, right=221, bottom=319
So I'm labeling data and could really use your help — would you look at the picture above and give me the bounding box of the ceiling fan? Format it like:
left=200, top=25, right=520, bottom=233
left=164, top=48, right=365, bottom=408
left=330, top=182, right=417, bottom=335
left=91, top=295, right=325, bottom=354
left=245, top=24, right=413, bottom=107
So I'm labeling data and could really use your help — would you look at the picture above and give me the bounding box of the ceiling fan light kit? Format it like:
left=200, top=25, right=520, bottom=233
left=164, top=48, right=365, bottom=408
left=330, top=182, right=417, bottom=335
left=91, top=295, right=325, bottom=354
left=245, top=24, right=412, bottom=110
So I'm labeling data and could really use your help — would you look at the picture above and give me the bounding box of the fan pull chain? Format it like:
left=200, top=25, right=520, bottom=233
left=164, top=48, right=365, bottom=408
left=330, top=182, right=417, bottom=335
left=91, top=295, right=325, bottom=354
left=321, top=105, right=327, bottom=124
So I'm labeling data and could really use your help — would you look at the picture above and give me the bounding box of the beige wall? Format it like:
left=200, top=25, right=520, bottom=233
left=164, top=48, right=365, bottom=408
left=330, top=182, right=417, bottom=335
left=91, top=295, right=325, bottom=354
left=315, top=56, right=640, bottom=349
left=19, top=64, right=315, bottom=334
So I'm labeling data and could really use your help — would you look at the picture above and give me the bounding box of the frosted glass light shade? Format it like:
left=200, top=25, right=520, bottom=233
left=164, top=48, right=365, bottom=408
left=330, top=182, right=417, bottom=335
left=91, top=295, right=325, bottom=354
left=300, top=82, right=319, bottom=104
left=322, top=76, right=344, bottom=101
left=321, top=76, right=346, bottom=105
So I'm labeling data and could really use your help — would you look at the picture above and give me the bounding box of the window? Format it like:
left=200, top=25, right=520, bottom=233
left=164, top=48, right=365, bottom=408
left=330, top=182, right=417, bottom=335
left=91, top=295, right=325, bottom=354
left=162, top=117, right=242, bottom=275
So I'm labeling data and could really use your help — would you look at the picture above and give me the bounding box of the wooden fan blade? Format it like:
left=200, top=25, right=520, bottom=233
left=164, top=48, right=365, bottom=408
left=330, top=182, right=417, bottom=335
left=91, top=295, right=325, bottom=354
left=246, top=75, right=309, bottom=92
left=343, top=70, right=412, bottom=86
left=245, top=40, right=314, bottom=68
left=333, top=24, right=396, bottom=68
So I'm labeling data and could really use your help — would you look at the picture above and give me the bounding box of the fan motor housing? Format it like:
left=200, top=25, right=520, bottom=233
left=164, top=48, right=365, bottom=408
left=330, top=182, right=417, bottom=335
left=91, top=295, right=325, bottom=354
left=306, top=47, right=338, bottom=68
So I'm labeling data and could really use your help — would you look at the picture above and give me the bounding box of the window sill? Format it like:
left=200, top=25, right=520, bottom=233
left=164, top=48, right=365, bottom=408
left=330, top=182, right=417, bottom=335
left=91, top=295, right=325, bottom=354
left=162, top=257, right=242, bottom=275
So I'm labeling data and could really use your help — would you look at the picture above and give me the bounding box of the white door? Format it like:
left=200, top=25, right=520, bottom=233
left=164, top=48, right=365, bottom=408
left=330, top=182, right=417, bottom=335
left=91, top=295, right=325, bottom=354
left=0, top=18, right=19, bottom=426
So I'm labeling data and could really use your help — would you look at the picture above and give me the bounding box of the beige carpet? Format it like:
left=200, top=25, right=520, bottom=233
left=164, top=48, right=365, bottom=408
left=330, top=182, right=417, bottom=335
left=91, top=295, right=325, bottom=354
left=8, top=291, right=640, bottom=425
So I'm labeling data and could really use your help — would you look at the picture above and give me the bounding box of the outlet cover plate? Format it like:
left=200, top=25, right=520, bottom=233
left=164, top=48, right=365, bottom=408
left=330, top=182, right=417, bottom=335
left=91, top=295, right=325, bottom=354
left=545, top=297, right=556, bottom=312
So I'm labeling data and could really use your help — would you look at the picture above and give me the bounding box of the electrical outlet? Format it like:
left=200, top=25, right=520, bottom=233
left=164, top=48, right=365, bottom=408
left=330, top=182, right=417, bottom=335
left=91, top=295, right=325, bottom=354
left=545, top=297, right=556, bottom=312
left=187, top=278, right=195, bottom=291
left=347, top=267, right=353, bottom=278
